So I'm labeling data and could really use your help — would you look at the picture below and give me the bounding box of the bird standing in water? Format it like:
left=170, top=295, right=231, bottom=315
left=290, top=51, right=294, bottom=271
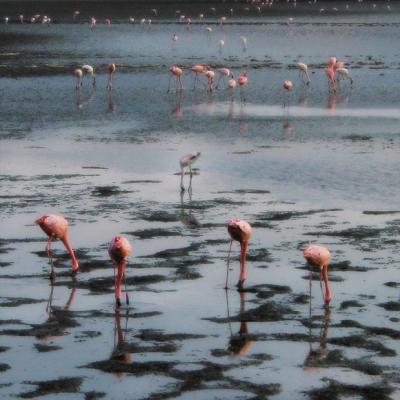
left=35, top=215, right=80, bottom=280
left=226, top=219, right=252, bottom=290
left=74, top=68, right=83, bottom=89
left=303, top=244, right=332, bottom=306
left=107, top=63, right=116, bottom=90
left=82, top=65, right=96, bottom=86
left=179, top=152, right=201, bottom=192
left=108, top=236, right=132, bottom=308
left=297, top=63, right=310, bottom=85
left=168, top=66, right=183, bottom=92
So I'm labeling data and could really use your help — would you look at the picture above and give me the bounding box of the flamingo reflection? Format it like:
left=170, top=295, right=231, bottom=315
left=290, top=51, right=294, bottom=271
left=179, top=189, right=200, bottom=228
left=75, top=89, right=95, bottom=110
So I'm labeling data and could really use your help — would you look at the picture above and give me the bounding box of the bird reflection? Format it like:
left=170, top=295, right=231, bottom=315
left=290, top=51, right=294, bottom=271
left=75, top=89, right=95, bottom=110
left=283, top=121, right=293, bottom=135
left=303, top=274, right=331, bottom=371
left=327, top=91, right=350, bottom=111
left=179, top=189, right=200, bottom=228
left=107, top=92, right=116, bottom=113
left=227, top=291, right=252, bottom=356
left=171, top=91, right=183, bottom=118
left=46, top=285, right=77, bottom=316
left=111, top=309, right=132, bottom=367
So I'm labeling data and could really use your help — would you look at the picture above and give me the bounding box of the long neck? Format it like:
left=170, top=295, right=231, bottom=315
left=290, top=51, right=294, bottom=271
left=61, top=234, right=79, bottom=271
left=322, top=265, right=331, bottom=304
left=240, top=241, right=248, bottom=282
left=115, top=262, right=126, bottom=301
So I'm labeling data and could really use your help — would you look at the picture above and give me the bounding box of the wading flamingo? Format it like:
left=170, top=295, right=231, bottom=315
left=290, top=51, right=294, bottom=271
left=216, top=68, right=231, bottom=89
left=226, top=219, right=252, bottom=290
left=168, top=66, right=183, bottom=92
left=35, top=215, right=80, bottom=280
left=303, top=244, right=332, bottom=306
left=190, top=64, right=209, bottom=89
left=240, top=36, right=247, bottom=51
left=108, top=236, right=132, bottom=308
left=336, top=67, right=353, bottom=85
left=90, top=17, right=96, bottom=29
left=82, top=64, right=96, bottom=86
left=107, top=63, right=116, bottom=90
left=179, top=152, right=201, bottom=192
left=297, top=63, right=310, bottom=85
left=283, top=80, right=293, bottom=107
left=205, top=70, right=215, bottom=92
left=74, top=68, right=83, bottom=89
left=238, top=71, right=248, bottom=101
left=325, top=67, right=336, bottom=93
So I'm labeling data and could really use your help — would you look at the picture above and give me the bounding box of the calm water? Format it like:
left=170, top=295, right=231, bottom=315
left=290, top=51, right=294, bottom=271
left=0, top=1, right=400, bottom=399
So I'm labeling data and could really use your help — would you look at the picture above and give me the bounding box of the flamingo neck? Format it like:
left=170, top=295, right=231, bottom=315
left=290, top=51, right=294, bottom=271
left=240, top=241, right=249, bottom=282
left=115, top=262, right=126, bottom=301
left=61, top=235, right=79, bottom=272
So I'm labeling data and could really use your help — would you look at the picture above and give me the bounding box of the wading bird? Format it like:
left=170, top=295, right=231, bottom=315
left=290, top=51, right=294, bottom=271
left=107, top=63, right=116, bottom=90
left=82, top=64, right=96, bottom=86
left=297, top=62, right=310, bottom=85
left=336, top=67, right=353, bottom=85
left=303, top=244, right=332, bottom=305
left=226, top=219, right=252, bottom=290
left=216, top=68, right=231, bottom=89
left=205, top=70, right=215, bottom=92
left=325, top=66, right=336, bottom=93
left=108, top=236, right=132, bottom=308
left=179, top=152, right=201, bottom=192
left=190, top=64, right=209, bottom=89
left=168, top=66, right=183, bottom=92
left=74, top=68, right=83, bottom=89
left=35, top=215, right=80, bottom=280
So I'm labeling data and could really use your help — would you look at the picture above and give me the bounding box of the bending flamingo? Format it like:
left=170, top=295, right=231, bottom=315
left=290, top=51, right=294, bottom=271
left=179, top=152, right=201, bottom=191
left=297, top=63, right=310, bottom=85
left=107, top=63, right=116, bottom=90
left=190, top=65, right=209, bottom=89
left=205, top=70, right=215, bottom=92
left=82, top=64, right=96, bottom=86
left=168, top=66, right=183, bottom=92
left=216, top=68, right=231, bottom=89
left=35, top=215, right=80, bottom=280
left=226, top=219, right=252, bottom=290
left=303, top=244, right=332, bottom=305
left=74, top=68, right=83, bottom=89
left=108, top=236, right=132, bottom=308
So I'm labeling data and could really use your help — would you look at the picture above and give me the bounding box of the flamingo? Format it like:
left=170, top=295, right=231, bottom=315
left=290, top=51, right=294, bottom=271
left=73, top=10, right=80, bottom=20
left=297, top=62, right=310, bottom=85
left=19, top=15, right=24, bottom=23
left=240, top=36, right=247, bottom=51
left=35, top=215, right=80, bottom=280
left=216, top=68, right=231, bottom=89
left=336, top=67, right=353, bottom=85
left=328, top=56, right=337, bottom=68
left=283, top=80, right=293, bottom=91
left=219, top=16, right=227, bottom=26
left=334, top=60, right=345, bottom=72
left=206, top=26, right=213, bottom=33
left=205, top=70, right=215, bottom=92
left=172, top=33, right=178, bottom=42
left=129, top=17, right=135, bottom=24
left=219, top=39, right=225, bottom=53
left=238, top=71, right=248, bottom=100
left=226, top=219, right=252, bottom=290
left=4, top=17, right=9, bottom=24
left=227, top=76, right=237, bottom=90
left=325, top=67, right=336, bottom=92
left=82, top=65, right=96, bottom=86
left=303, top=244, right=332, bottom=305
left=190, top=64, right=209, bottom=89
left=109, top=236, right=132, bottom=308
left=90, top=17, right=96, bottom=29
left=168, top=66, right=183, bottom=92
left=107, top=63, right=116, bottom=90
left=105, top=18, right=111, bottom=25
left=179, top=152, right=201, bottom=192
left=74, top=68, right=83, bottom=89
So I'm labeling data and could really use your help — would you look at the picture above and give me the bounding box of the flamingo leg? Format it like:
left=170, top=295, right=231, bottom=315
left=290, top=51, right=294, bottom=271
left=178, top=76, right=183, bottom=91
left=225, top=240, right=233, bottom=289
left=180, top=167, right=185, bottom=192
left=167, top=75, right=172, bottom=93
left=215, top=75, right=222, bottom=89
left=193, top=73, right=198, bottom=90
left=124, top=272, right=129, bottom=305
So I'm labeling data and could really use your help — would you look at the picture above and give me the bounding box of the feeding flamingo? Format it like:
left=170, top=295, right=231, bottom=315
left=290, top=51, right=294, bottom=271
left=107, top=63, right=116, bottom=90
left=179, top=152, right=201, bottom=192
left=90, top=17, right=96, bottom=29
left=35, top=215, right=80, bottom=280
left=205, top=70, right=215, bottom=92
left=168, top=66, right=183, bottom=92
left=325, top=67, right=336, bottom=93
left=336, top=67, right=353, bottom=85
left=82, top=64, right=96, bottom=86
left=74, top=68, right=83, bottom=89
left=303, top=244, right=332, bottom=306
left=108, top=236, right=132, bottom=308
left=226, top=219, right=252, bottom=290
left=216, top=68, right=231, bottom=89
left=190, top=64, right=209, bottom=89
left=297, top=63, right=310, bottom=85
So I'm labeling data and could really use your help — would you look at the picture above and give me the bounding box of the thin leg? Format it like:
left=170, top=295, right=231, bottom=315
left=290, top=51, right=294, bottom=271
left=124, top=272, right=129, bottom=305
left=180, top=167, right=185, bottom=192
left=225, top=240, right=233, bottom=289
left=167, top=75, right=172, bottom=93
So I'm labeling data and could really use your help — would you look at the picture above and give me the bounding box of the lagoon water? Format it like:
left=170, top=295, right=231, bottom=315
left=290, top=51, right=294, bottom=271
left=1, top=1, right=400, bottom=399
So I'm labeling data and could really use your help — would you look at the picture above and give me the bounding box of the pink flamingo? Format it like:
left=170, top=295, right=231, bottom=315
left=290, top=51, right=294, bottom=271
left=90, top=17, right=96, bottom=29
left=108, top=236, right=132, bottom=307
left=168, top=66, right=183, bottom=92
left=190, top=64, right=209, bottom=89
left=226, top=219, right=252, bottom=290
left=205, top=70, right=215, bottom=92
left=283, top=80, right=293, bottom=91
left=74, top=68, right=83, bottom=89
left=35, top=215, right=80, bottom=280
left=216, top=67, right=231, bottom=89
left=107, top=63, right=116, bottom=90
left=238, top=71, right=248, bottom=101
left=105, top=18, right=111, bottom=25
left=325, top=67, right=336, bottom=93
left=297, top=63, right=310, bottom=85
left=303, top=245, right=332, bottom=305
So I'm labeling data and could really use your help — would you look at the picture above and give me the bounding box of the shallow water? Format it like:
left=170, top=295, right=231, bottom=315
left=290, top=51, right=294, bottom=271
left=1, top=2, right=400, bottom=399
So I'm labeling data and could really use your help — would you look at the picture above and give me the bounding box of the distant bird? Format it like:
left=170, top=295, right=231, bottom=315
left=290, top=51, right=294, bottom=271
left=172, top=33, right=178, bottom=42
left=283, top=80, right=293, bottom=91
left=107, top=63, right=116, bottom=90
left=168, top=66, right=183, bottom=92
left=238, top=71, right=248, bottom=101
left=129, top=17, right=135, bottom=24
left=82, top=64, right=96, bottom=86
left=73, top=11, right=80, bottom=20
left=297, top=63, right=310, bottom=85
left=226, top=219, right=252, bottom=290
left=219, top=39, right=225, bottom=53
left=4, top=17, right=9, bottom=24
left=240, top=36, right=247, bottom=51
left=227, top=76, right=237, bottom=89
left=108, top=236, right=132, bottom=308
left=90, top=17, right=96, bottom=29
left=216, top=68, right=231, bottom=89
left=105, top=18, right=111, bottom=25
left=74, top=68, right=83, bottom=89
left=205, top=70, right=215, bottom=92
left=288, top=17, right=294, bottom=24
left=219, top=16, right=227, bottom=25
left=19, top=14, right=24, bottom=23
left=303, top=244, right=332, bottom=305
left=151, top=8, right=158, bottom=16
left=179, top=152, right=201, bottom=192
left=206, top=26, right=213, bottom=33
left=35, top=215, right=80, bottom=280
left=199, top=13, right=204, bottom=20
left=336, top=67, right=353, bottom=85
